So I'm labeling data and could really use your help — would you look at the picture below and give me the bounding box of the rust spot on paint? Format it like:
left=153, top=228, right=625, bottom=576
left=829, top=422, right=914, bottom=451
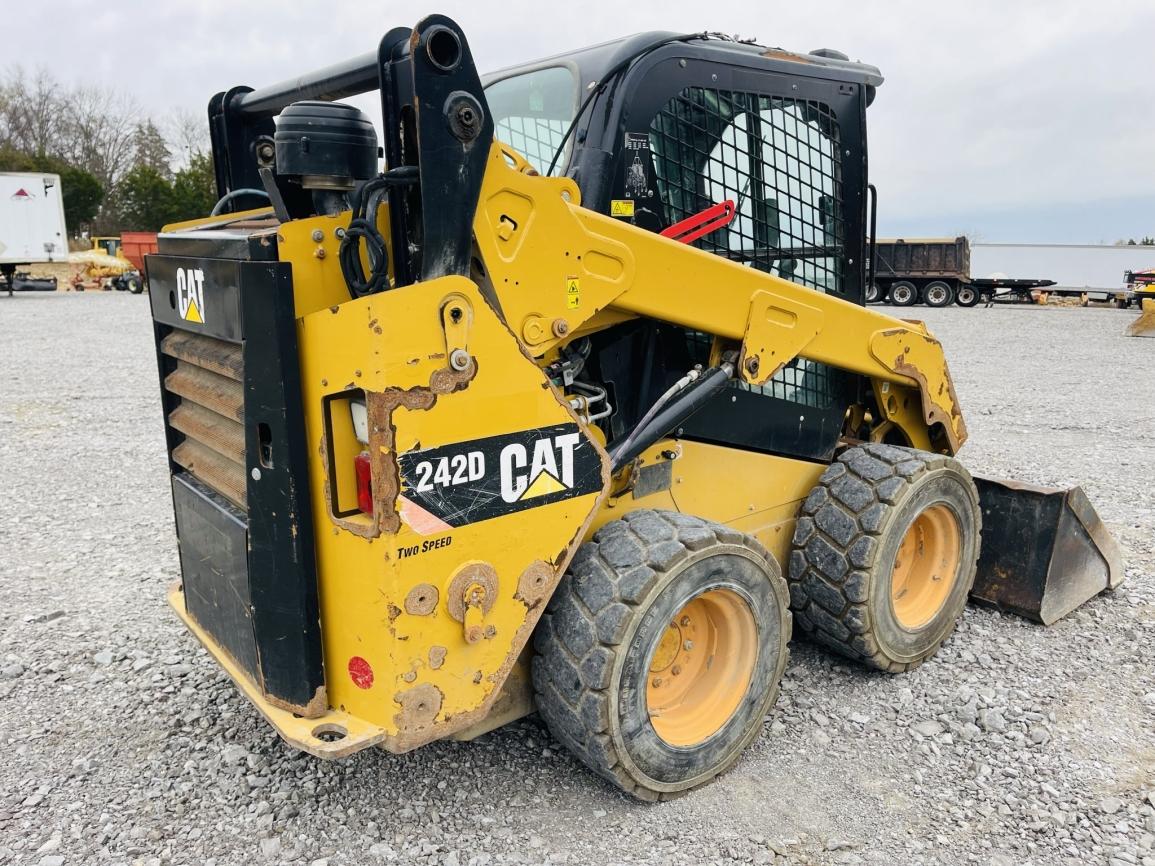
left=404, top=583, right=439, bottom=616
left=394, top=683, right=443, bottom=732
left=514, top=560, right=553, bottom=608
left=446, top=562, right=498, bottom=621
left=401, top=669, right=417, bottom=683
left=428, top=646, right=447, bottom=670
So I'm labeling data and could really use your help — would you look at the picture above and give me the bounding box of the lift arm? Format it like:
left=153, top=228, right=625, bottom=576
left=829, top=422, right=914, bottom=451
left=473, top=145, right=967, bottom=453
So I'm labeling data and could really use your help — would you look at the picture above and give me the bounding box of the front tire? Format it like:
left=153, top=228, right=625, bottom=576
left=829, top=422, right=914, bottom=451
left=533, top=510, right=790, bottom=801
left=865, top=282, right=882, bottom=304
left=787, top=444, right=980, bottom=672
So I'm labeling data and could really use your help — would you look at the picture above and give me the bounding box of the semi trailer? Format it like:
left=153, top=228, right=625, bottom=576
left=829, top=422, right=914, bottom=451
left=0, top=172, right=68, bottom=296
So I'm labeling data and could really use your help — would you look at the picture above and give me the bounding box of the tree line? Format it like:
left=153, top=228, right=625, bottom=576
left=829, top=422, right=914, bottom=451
left=0, top=67, right=217, bottom=235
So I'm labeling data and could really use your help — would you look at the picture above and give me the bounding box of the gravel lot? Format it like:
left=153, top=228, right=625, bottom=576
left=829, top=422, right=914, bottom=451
left=1, top=293, right=1152, bottom=866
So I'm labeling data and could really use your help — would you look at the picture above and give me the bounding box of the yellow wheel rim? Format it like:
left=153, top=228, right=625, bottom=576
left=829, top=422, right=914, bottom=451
left=646, top=588, right=758, bottom=747
left=890, top=504, right=961, bottom=629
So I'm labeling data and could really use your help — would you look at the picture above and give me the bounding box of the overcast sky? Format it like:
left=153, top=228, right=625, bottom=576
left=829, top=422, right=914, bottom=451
left=10, top=0, right=1155, bottom=243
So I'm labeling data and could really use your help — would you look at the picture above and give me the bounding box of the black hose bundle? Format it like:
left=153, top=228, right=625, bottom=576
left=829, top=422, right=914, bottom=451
left=338, top=165, right=419, bottom=298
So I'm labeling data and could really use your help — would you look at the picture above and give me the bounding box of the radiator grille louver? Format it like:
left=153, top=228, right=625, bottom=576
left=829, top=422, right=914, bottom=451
left=162, top=331, right=247, bottom=509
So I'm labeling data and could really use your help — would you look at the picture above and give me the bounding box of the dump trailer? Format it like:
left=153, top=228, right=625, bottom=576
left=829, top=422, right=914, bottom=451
left=147, top=17, right=1122, bottom=800
left=868, top=236, right=1055, bottom=307
left=0, top=171, right=68, bottom=296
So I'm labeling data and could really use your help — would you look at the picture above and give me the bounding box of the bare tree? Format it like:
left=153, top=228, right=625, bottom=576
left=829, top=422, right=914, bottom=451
left=59, top=84, right=140, bottom=189
left=0, top=66, right=69, bottom=156
left=164, top=108, right=210, bottom=169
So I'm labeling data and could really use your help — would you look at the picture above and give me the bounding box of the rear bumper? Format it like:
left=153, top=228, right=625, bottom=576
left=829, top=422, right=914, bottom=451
left=169, top=582, right=385, bottom=758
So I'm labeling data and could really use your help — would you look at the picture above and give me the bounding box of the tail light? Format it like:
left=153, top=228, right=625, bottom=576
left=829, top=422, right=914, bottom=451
left=354, top=451, right=373, bottom=514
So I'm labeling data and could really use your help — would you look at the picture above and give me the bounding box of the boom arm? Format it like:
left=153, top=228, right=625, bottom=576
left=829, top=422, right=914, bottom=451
left=473, top=145, right=967, bottom=454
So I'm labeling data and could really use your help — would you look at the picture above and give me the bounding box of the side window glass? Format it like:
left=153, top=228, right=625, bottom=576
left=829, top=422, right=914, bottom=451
left=649, top=87, right=844, bottom=295
left=486, top=67, right=577, bottom=174
left=757, top=100, right=843, bottom=293
left=649, top=86, right=846, bottom=410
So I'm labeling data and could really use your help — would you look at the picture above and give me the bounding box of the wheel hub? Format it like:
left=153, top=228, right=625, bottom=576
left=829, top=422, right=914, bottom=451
left=646, top=588, right=758, bottom=747
left=890, top=504, right=961, bottom=629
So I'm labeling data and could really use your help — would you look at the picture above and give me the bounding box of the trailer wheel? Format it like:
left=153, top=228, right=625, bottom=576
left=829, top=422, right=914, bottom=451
left=126, top=274, right=144, bottom=294
left=955, top=285, right=979, bottom=307
left=923, top=281, right=954, bottom=307
left=865, top=282, right=882, bottom=304
left=889, top=281, right=918, bottom=306
left=787, top=443, right=981, bottom=673
left=532, top=510, right=790, bottom=801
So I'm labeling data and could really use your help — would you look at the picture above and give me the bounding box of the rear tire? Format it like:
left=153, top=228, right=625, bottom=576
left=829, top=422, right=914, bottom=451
left=955, top=285, right=979, bottom=307
left=787, top=443, right=980, bottom=672
left=533, top=510, right=790, bottom=801
left=865, top=282, right=882, bottom=304
left=890, top=281, right=918, bottom=306
left=923, top=281, right=954, bottom=307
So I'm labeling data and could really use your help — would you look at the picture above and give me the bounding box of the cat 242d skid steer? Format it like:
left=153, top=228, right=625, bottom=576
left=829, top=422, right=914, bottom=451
left=146, top=16, right=1122, bottom=799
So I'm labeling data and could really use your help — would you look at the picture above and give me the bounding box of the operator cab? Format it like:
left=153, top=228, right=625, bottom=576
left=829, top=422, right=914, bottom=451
left=484, top=36, right=884, bottom=462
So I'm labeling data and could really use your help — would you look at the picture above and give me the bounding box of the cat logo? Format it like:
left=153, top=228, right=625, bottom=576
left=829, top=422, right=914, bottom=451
left=397, top=424, right=602, bottom=530
left=10, top=187, right=32, bottom=201
left=500, top=432, right=581, bottom=504
left=175, top=267, right=206, bottom=324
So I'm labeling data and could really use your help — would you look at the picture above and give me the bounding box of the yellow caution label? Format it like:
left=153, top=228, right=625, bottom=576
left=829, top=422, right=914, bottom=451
left=610, top=199, right=635, bottom=218
left=566, top=277, right=580, bottom=309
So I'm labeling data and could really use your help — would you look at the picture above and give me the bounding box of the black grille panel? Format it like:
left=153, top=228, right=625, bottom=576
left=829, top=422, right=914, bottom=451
left=161, top=331, right=247, bottom=509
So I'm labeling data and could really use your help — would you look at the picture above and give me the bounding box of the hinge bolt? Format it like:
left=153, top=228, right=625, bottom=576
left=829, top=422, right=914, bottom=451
left=449, top=348, right=471, bottom=371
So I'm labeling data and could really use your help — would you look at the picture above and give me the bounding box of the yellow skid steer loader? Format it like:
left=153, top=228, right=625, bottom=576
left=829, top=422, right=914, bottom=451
left=146, top=17, right=1122, bottom=799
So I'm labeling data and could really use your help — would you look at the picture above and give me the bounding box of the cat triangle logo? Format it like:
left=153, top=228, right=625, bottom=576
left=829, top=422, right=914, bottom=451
left=519, top=469, right=567, bottom=501
left=176, top=267, right=206, bottom=325
left=184, top=297, right=204, bottom=323
left=11, top=188, right=31, bottom=200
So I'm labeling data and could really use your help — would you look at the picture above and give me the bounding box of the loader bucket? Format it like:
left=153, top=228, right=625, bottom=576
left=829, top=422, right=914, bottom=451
left=1125, top=298, right=1155, bottom=337
left=970, top=477, right=1124, bottom=625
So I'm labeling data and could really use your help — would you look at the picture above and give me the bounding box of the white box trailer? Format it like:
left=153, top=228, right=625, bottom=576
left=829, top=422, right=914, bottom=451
left=972, top=243, right=1155, bottom=305
left=0, top=172, right=68, bottom=295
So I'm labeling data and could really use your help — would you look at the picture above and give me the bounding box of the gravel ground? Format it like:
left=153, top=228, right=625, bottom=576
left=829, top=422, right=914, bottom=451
left=1, top=293, right=1152, bottom=866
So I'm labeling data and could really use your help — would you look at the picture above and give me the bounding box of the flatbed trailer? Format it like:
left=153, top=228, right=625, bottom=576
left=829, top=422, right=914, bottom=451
left=975, top=277, right=1057, bottom=303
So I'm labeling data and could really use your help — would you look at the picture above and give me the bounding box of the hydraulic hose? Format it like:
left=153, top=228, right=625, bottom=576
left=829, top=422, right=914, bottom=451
left=609, top=360, right=735, bottom=471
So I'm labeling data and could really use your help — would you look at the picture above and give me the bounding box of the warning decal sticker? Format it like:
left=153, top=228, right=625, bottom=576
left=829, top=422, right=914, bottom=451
left=397, top=423, right=603, bottom=531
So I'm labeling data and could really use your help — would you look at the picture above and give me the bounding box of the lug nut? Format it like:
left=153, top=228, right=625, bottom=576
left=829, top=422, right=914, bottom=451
left=651, top=677, right=663, bottom=688
left=672, top=665, right=682, bottom=676
left=683, top=640, right=693, bottom=651
left=680, top=616, right=690, bottom=627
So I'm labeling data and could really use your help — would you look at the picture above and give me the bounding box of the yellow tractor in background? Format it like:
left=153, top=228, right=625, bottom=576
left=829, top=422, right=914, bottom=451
left=145, top=17, right=1121, bottom=799
left=1126, top=268, right=1155, bottom=337
left=68, top=236, right=145, bottom=292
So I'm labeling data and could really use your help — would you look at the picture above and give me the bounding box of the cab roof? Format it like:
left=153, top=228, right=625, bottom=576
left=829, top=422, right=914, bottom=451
left=482, top=31, right=883, bottom=94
